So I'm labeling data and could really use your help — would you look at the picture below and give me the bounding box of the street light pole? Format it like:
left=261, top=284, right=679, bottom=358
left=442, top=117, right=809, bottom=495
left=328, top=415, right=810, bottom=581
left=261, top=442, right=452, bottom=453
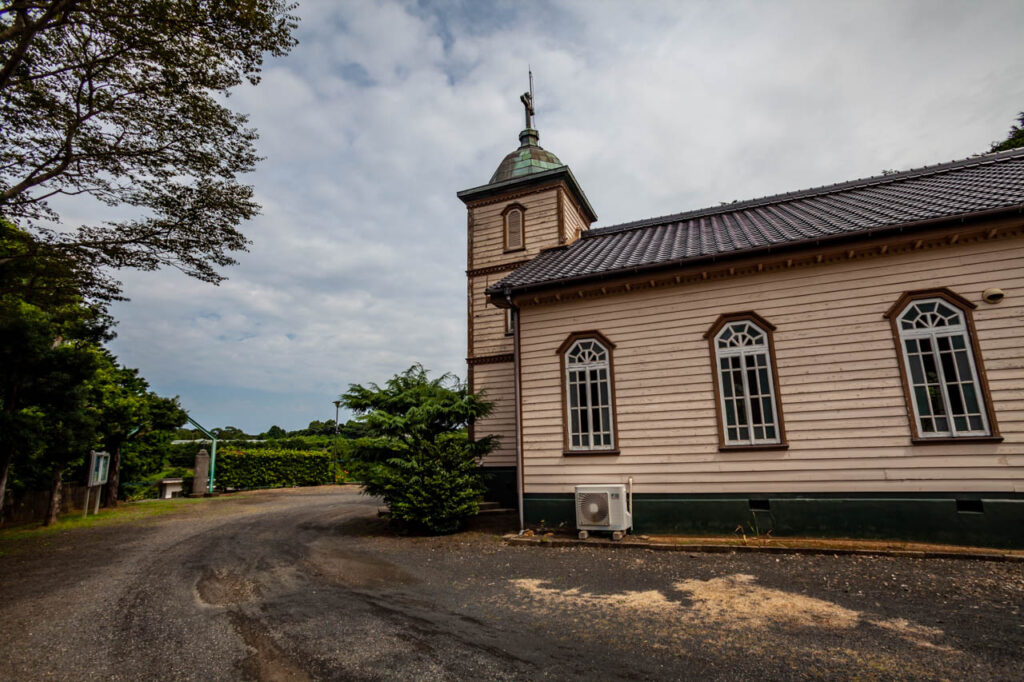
left=332, top=399, right=342, bottom=483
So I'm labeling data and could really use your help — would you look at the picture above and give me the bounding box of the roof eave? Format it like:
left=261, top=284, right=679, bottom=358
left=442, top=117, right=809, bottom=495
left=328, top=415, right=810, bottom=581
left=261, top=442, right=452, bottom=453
left=457, top=166, right=598, bottom=222
left=489, top=203, right=1024, bottom=298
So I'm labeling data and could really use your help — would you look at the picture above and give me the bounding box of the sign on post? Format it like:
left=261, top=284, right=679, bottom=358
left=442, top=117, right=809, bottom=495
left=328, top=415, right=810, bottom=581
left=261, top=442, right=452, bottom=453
left=83, top=451, right=110, bottom=516
left=88, top=451, right=110, bottom=486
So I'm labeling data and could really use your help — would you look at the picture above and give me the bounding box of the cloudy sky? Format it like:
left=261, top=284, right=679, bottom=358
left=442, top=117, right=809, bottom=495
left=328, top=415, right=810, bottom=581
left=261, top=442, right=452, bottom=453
left=99, top=0, right=1024, bottom=433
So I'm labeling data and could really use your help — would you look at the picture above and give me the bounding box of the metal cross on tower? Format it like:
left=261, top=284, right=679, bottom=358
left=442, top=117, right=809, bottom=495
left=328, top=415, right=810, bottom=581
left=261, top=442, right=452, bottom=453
left=520, top=69, right=535, bottom=129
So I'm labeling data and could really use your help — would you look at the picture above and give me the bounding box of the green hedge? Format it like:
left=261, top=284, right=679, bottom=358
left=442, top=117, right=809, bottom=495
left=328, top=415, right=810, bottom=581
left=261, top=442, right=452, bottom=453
left=214, top=448, right=332, bottom=490
left=167, top=436, right=336, bottom=468
left=166, top=442, right=205, bottom=467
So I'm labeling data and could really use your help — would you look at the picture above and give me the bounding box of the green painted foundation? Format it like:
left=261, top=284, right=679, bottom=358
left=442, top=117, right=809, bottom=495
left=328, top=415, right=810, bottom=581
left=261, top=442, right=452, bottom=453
left=524, top=492, right=1024, bottom=549
left=479, top=467, right=517, bottom=508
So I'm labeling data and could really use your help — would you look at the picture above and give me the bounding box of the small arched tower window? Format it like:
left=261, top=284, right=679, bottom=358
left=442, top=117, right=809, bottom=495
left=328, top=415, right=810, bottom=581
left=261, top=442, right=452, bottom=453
left=885, top=289, right=999, bottom=441
left=705, top=313, right=786, bottom=449
left=504, top=205, right=525, bottom=251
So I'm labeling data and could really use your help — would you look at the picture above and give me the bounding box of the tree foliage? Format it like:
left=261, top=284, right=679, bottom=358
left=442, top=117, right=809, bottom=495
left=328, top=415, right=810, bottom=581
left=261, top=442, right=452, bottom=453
left=990, top=111, right=1024, bottom=153
left=296, top=419, right=337, bottom=437
left=88, top=348, right=187, bottom=505
left=341, top=365, right=496, bottom=534
left=0, top=223, right=185, bottom=521
left=0, top=293, right=106, bottom=522
left=0, top=0, right=298, bottom=301
left=261, top=424, right=287, bottom=439
left=211, top=425, right=251, bottom=440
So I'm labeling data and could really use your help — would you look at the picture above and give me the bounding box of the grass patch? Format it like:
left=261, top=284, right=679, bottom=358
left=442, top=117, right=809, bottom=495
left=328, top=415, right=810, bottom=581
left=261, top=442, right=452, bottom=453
left=0, top=496, right=219, bottom=554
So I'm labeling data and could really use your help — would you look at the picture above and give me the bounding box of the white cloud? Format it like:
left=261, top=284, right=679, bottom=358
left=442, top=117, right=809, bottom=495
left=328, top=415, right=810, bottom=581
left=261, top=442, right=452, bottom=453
left=100, top=0, right=1024, bottom=431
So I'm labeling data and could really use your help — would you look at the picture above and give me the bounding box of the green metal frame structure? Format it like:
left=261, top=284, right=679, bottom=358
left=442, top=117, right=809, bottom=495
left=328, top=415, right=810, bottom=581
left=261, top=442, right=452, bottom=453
left=186, top=416, right=218, bottom=494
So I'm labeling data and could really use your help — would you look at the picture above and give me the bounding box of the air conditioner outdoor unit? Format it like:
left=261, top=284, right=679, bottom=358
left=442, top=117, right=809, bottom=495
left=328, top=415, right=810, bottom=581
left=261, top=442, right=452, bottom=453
left=575, top=484, right=632, bottom=540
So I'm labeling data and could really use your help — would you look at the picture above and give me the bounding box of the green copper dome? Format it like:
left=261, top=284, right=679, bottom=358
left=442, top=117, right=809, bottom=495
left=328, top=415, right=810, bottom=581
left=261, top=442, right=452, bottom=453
left=488, top=128, right=564, bottom=184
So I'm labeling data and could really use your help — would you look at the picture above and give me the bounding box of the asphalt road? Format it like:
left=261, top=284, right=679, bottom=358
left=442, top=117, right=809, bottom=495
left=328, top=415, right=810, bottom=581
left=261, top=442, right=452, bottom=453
left=1, top=486, right=1022, bottom=680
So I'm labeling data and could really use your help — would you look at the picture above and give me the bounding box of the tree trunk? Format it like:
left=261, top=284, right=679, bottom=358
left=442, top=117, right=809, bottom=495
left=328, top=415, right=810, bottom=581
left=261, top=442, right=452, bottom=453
left=44, top=466, right=64, bottom=526
left=0, top=396, right=18, bottom=525
left=103, top=444, right=120, bottom=508
left=0, top=450, right=11, bottom=525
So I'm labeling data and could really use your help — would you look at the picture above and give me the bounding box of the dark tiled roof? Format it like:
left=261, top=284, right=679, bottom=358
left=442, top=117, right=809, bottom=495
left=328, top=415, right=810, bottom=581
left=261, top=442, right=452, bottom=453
left=488, top=148, right=1024, bottom=295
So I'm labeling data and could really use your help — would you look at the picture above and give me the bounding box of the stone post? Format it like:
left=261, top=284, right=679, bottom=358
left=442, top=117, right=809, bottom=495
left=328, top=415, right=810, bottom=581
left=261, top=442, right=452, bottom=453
left=193, top=449, right=210, bottom=496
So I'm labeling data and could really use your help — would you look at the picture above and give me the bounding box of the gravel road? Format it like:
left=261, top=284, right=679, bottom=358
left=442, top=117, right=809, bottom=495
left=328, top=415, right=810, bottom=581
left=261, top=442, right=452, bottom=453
left=1, top=486, right=1022, bottom=680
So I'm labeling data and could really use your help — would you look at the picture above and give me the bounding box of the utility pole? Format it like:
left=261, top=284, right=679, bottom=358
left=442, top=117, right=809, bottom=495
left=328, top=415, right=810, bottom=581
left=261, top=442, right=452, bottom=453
left=332, top=399, right=342, bottom=482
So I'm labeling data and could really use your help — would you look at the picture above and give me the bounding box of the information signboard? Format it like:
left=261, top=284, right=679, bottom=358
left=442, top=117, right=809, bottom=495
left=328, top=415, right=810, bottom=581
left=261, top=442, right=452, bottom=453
left=88, top=451, right=110, bottom=487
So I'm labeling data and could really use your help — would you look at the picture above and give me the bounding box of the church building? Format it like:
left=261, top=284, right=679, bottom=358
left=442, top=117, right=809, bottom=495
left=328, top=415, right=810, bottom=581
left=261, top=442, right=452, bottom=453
left=458, top=95, right=1024, bottom=547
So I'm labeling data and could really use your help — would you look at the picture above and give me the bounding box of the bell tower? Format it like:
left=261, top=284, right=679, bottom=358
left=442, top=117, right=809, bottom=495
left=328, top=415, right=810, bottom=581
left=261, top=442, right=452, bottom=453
left=457, top=81, right=597, bottom=507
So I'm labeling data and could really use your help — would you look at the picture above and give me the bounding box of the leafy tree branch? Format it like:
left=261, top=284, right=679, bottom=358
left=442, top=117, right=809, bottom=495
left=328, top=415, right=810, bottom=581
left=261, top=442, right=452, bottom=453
left=0, top=0, right=298, bottom=301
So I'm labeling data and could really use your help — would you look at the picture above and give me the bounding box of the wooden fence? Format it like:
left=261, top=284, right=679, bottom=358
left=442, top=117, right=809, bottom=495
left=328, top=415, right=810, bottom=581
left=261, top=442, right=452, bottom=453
left=1, top=484, right=97, bottom=527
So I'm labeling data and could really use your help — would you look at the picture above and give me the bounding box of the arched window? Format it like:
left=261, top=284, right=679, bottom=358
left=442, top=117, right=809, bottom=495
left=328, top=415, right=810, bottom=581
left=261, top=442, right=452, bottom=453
left=504, top=205, right=524, bottom=251
left=885, top=289, right=998, bottom=441
left=558, top=332, right=617, bottom=453
left=705, top=313, right=786, bottom=448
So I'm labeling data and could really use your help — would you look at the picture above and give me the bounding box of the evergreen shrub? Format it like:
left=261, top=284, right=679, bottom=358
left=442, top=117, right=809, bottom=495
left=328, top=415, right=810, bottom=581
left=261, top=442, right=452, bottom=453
left=342, top=365, right=496, bottom=534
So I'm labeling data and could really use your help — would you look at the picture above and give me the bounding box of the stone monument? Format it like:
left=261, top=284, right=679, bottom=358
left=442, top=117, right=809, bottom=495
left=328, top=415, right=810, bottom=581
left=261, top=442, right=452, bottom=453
left=192, top=449, right=210, bottom=496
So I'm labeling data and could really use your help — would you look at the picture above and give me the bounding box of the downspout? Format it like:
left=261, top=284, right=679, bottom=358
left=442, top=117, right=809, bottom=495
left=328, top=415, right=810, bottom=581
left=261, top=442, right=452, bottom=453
left=506, top=289, right=525, bottom=534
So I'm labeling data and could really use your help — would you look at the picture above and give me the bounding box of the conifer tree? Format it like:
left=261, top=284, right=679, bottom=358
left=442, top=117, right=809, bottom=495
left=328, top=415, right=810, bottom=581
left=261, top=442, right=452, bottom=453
left=340, top=365, right=496, bottom=534
left=990, top=111, right=1024, bottom=152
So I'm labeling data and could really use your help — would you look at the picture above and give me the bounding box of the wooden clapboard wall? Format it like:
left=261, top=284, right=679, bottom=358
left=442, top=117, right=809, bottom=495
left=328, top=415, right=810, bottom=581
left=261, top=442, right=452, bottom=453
left=516, top=230, right=1024, bottom=493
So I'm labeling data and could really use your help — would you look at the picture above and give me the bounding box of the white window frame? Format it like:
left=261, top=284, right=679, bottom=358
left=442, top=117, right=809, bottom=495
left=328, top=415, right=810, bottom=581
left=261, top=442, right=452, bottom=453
left=564, top=338, right=615, bottom=452
left=896, top=298, right=990, bottom=438
left=713, top=320, right=782, bottom=446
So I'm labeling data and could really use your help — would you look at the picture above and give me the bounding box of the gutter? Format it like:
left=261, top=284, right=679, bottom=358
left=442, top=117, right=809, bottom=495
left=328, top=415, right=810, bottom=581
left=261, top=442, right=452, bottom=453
left=506, top=289, right=525, bottom=534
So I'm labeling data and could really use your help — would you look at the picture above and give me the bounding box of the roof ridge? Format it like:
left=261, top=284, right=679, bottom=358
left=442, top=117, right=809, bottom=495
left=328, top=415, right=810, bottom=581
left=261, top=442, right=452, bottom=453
left=583, top=147, right=1024, bottom=239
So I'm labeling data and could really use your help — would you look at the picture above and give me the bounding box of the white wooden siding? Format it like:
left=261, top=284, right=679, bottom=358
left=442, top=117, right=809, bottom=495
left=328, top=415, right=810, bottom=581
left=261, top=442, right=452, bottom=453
left=471, top=274, right=514, bottom=356
left=517, top=234, right=1024, bottom=493
left=470, top=188, right=561, bottom=270
left=468, top=186, right=579, bottom=470
left=473, top=362, right=517, bottom=467
left=561, top=189, right=590, bottom=243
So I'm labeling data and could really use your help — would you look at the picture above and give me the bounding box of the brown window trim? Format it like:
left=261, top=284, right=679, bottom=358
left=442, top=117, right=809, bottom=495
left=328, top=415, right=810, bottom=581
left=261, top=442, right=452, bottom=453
left=556, top=330, right=620, bottom=456
left=703, top=311, right=789, bottom=450
left=883, top=288, right=1000, bottom=442
left=502, top=203, right=526, bottom=253
left=718, top=443, right=790, bottom=453
left=910, top=436, right=1003, bottom=446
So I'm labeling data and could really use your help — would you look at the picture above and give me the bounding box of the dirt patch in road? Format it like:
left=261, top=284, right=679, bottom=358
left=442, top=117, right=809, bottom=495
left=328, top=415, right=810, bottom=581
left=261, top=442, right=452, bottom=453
left=511, top=572, right=957, bottom=655
left=196, top=568, right=261, bottom=606
left=676, top=573, right=860, bottom=629
left=512, top=577, right=678, bottom=613
left=229, top=611, right=312, bottom=682
left=305, top=538, right=418, bottom=589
